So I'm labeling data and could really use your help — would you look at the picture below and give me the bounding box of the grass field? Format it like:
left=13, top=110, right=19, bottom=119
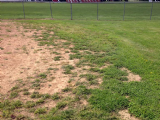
left=0, top=2, right=160, bottom=20
left=0, top=2, right=160, bottom=119
left=0, top=19, right=160, bottom=119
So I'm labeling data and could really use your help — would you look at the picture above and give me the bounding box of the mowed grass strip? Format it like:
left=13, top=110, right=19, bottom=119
left=0, top=2, right=160, bottom=20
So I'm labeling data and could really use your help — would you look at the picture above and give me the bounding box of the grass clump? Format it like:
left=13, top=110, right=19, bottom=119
left=80, top=74, right=99, bottom=85
left=25, top=101, right=36, bottom=108
left=30, top=92, right=42, bottom=98
left=52, top=93, right=60, bottom=100
left=65, top=51, right=70, bottom=53
left=78, top=106, right=116, bottom=120
left=38, top=73, right=47, bottom=79
left=0, top=100, right=23, bottom=115
left=0, top=47, right=4, bottom=50
left=11, top=86, right=19, bottom=91
left=62, top=65, right=74, bottom=74
left=23, top=91, right=30, bottom=95
left=0, top=100, right=23, bottom=110
left=47, top=67, right=55, bottom=70
left=101, top=66, right=128, bottom=81
left=10, top=92, right=18, bottom=99
left=16, top=115, right=26, bottom=120
left=42, top=94, right=51, bottom=99
left=36, top=99, right=45, bottom=105
left=69, top=53, right=83, bottom=60
left=80, top=74, right=97, bottom=81
left=89, top=80, right=99, bottom=85
left=56, top=101, right=67, bottom=109
left=32, top=83, right=40, bottom=88
left=29, top=108, right=36, bottom=113
left=54, top=56, right=61, bottom=61
left=62, top=87, right=71, bottom=92
left=12, top=100, right=23, bottom=108
left=52, top=52, right=60, bottom=55
left=73, top=85, right=91, bottom=97
left=34, top=108, right=46, bottom=114
left=22, top=88, right=28, bottom=91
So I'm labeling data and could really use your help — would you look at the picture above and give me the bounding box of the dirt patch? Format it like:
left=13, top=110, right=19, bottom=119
left=121, top=68, right=141, bottom=82
left=119, top=109, right=139, bottom=120
left=0, top=21, right=78, bottom=95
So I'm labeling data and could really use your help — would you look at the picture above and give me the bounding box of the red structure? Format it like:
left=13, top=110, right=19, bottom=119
left=66, top=0, right=100, bottom=2
left=52, top=0, right=58, bottom=2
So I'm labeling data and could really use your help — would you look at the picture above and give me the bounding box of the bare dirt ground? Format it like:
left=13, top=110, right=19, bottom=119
left=119, top=109, right=139, bottom=120
left=0, top=20, right=99, bottom=119
left=0, top=21, right=77, bottom=95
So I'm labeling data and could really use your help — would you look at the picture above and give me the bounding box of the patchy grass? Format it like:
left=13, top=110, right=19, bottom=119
left=1, top=19, right=160, bottom=120
left=22, top=20, right=160, bottom=119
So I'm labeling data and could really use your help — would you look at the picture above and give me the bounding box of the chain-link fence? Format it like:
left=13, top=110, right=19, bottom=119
left=0, top=2, right=160, bottom=20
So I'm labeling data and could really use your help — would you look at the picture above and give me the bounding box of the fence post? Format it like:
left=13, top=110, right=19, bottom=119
left=123, top=2, right=125, bottom=21
left=22, top=0, right=25, bottom=19
left=71, top=3, right=72, bottom=20
left=150, top=1, right=153, bottom=20
left=97, top=2, right=99, bottom=20
left=50, top=2, right=53, bottom=19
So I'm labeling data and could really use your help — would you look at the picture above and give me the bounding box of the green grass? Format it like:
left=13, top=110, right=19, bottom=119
left=0, top=2, right=160, bottom=20
left=18, top=19, right=160, bottom=119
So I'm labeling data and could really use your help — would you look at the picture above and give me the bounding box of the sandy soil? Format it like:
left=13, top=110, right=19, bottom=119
left=121, top=67, right=141, bottom=82
left=119, top=109, right=139, bottom=120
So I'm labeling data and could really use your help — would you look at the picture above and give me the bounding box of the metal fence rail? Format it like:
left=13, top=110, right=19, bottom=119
left=0, top=2, right=160, bottom=20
